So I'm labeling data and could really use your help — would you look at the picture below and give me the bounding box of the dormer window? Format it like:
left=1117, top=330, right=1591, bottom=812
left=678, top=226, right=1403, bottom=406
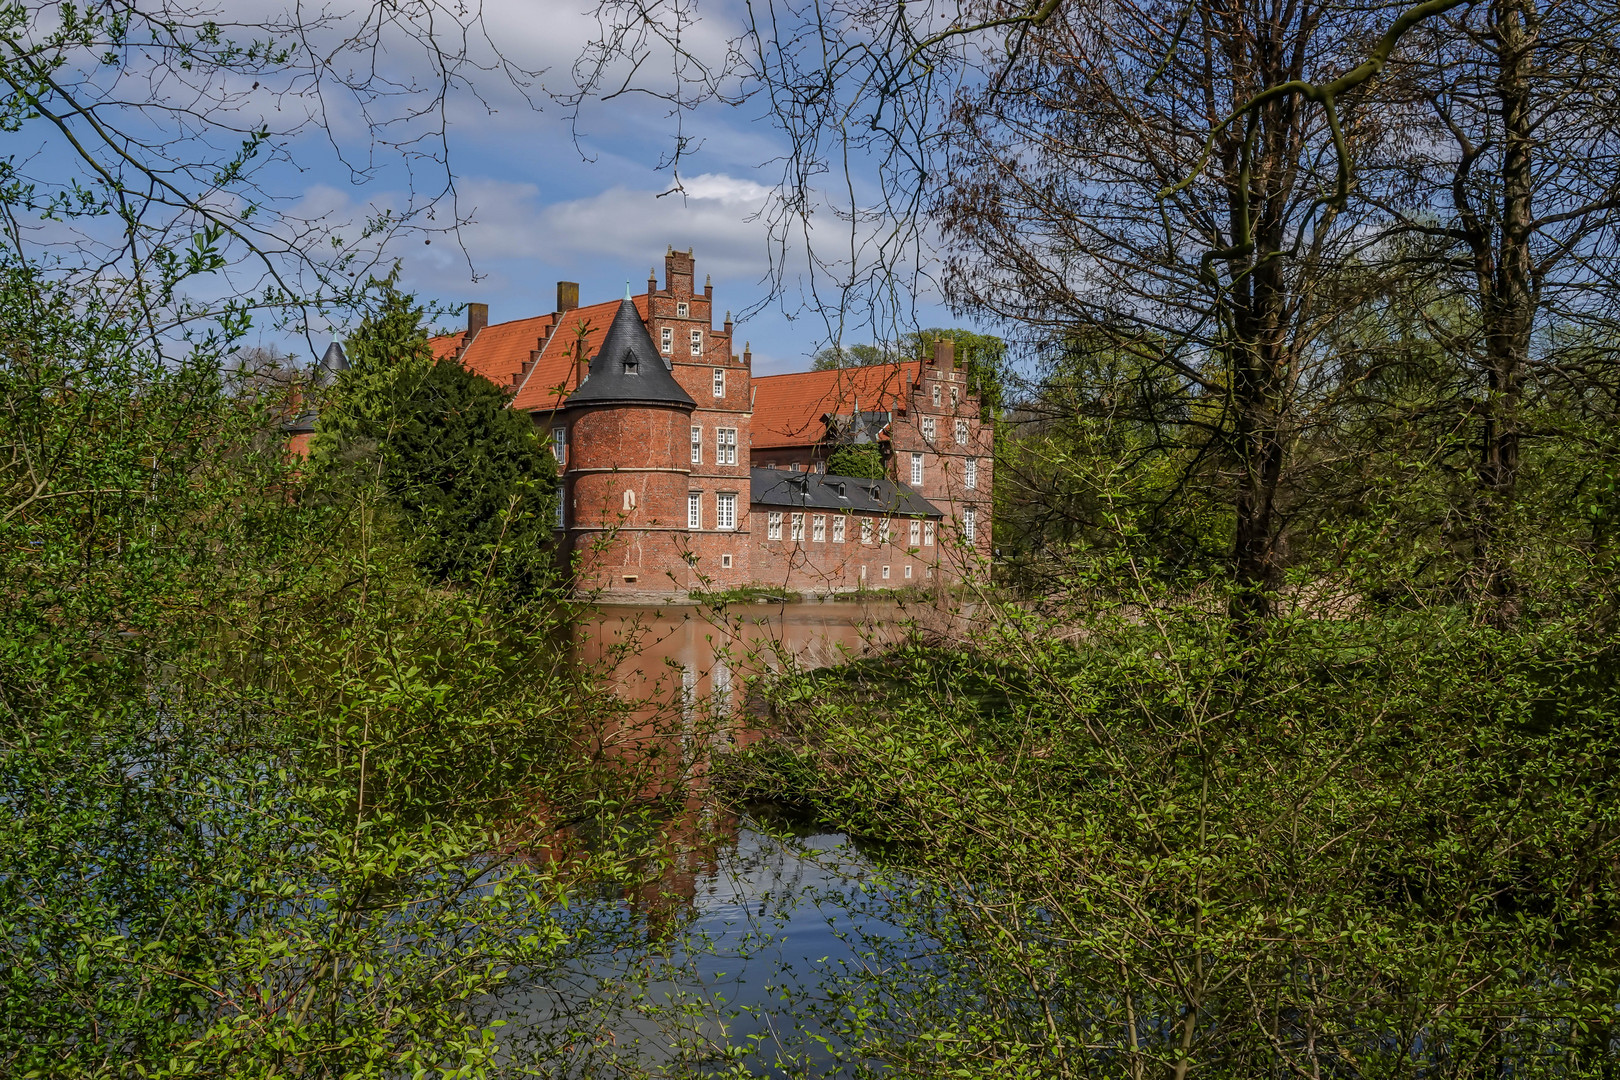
left=622, top=350, right=639, bottom=375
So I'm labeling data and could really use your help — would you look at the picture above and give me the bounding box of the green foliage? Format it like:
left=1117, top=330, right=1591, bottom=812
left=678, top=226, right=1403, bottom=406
left=825, top=442, right=888, bottom=480
left=812, top=342, right=896, bottom=369
left=316, top=273, right=559, bottom=596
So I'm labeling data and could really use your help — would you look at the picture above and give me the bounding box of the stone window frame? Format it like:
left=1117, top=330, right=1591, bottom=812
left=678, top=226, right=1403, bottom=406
left=716, top=492, right=737, bottom=531
left=716, top=427, right=738, bottom=466
left=833, top=515, right=846, bottom=543
left=910, top=452, right=923, bottom=486
left=965, top=456, right=978, bottom=490
left=860, top=517, right=873, bottom=545
left=677, top=301, right=689, bottom=317
left=712, top=368, right=725, bottom=397
left=909, top=519, right=921, bottom=547
left=812, top=514, right=826, bottom=542
left=691, top=328, right=704, bottom=356
left=882, top=565, right=891, bottom=579
left=687, top=491, right=702, bottom=530
left=660, top=326, right=674, bottom=353
left=904, top=564, right=912, bottom=579
left=924, top=521, right=936, bottom=546
left=691, top=425, right=702, bottom=465
left=767, top=511, right=783, bottom=540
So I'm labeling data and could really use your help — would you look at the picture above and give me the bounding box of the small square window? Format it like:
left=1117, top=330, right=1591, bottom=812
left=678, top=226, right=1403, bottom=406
left=677, top=301, right=689, bottom=317
left=904, top=564, right=912, bottom=579
left=660, top=327, right=673, bottom=353
left=721, top=553, right=732, bottom=568
left=713, top=368, right=725, bottom=397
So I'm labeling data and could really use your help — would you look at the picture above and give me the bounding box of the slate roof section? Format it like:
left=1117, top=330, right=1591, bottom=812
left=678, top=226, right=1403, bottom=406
left=563, top=299, right=696, bottom=410
left=750, top=467, right=942, bottom=518
left=751, top=362, right=922, bottom=449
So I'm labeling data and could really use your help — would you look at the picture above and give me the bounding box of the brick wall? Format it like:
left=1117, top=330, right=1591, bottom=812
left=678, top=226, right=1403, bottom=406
left=751, top=507, right=944, bottom=595
left=887, top=346, right=994, bottom=567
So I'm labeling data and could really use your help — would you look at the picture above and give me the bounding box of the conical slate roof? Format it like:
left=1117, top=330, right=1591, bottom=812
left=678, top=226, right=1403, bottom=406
left=564, top=299, right=696, bottom=410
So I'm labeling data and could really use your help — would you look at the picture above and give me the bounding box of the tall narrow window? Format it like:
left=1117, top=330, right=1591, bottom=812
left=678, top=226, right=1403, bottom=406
left=660, top=327, right=673, bottom=353
left=909, top=519, right=921, bottom=547
left=924, top=521, right=935, bottom=546
left=688, top=492, right=702, bottom=529
left=833, top=515, right=846, bottom=543
left=712, top=368, right=725, bottom=397
left=932, top=384, right=941, bottom=407
left=910, top=452, right=923, bottom=486
left=768, top=511, right=783, bottom=540
left=716, top=493, right=737, bottom=530
left=552, top=426, right=567, bottom=467
left=790, top=512, right=805, bottom=541
left=921, top=416, right=936, bottom=441
left=964, top=506, right=977, bottom=542
left=555, top=484, right=566, bottom=528
left=691, top=425, right=702, bottom=465
left=813, top=514, right=826, bottom=542
left=965, top=457, right=978, bottom=490
left=691, top=329, right=704, bottom=356
left=717, top=428, right=737, bottom=465
left=879, top=519, right=891, bottom=544
left=951, top=386, right=960, bottom=407
left=955, top=418, right=969, bottom=445
left=860, top=517, right=873, bottom=545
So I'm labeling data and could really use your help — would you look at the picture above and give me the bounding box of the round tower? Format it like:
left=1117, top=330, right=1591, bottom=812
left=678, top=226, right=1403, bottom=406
left=561, top=298, right=698, bottom=596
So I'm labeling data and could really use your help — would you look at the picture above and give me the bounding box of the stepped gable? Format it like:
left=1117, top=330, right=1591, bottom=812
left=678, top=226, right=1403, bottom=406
left=750, top=467, right=941, bottom=518
left=751, top=362, right=923, bottom=449
left=563, top=298, right=696, bottom=410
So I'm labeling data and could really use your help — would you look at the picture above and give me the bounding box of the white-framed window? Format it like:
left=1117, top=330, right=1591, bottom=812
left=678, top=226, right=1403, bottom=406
left=688, top=491, right=702, bottom=529
left=768, top=511, right=783, bottom=540
left=882, top=565, right=890, bottom=579
left=910, top=452, right=923, bottom=486
left=716, top=492, right=737, bottom=530
left=965, top=457, right=978, bottom=490
left=955, top=418, right=969, bottom=445
left=691, top=329, right=704, bottom=356
left=932, top=384, right=941, bottom=407
left=713, top=368, right=725, bottom=397
left=677, top=301, right=689, bottom=317
left=691, top=425, right=702, bottom=465
left=555, top=484, right=566, bottom=528
left=909, top=519, right=921, bottom=546
left=964, top=506, right=977, bottom=542
left=905, top=564, right=912, bottom=579
left=922, top=416, right=936, bottom=441
left=790, top=512, right=805, bottom=541
left=552, top=426, right=567, bottom=467
left=813, top=514, right=826, bottom=542
left=833, top=515, right=846, bottom=543
left=860, top=517, right=873, bottom=545
left=721, top=553, right=732, bottom=568
left=924, top=521, right=936, bottom=546
left=859, top=564, right=867, bottom=580
left=661, top=326, right=674, bottom=353
left=879, top=519, right=891, bottom=544
left=951, top=386, right=960, bottom=407
left=716, top=428, right=738, bottom=465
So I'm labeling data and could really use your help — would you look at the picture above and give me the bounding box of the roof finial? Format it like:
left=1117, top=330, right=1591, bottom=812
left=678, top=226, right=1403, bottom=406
left=625, top=281, right=632, bottom=301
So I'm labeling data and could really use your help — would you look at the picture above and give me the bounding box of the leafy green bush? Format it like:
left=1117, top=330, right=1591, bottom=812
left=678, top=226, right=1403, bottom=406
left=825, top=443, right=888, bottom=480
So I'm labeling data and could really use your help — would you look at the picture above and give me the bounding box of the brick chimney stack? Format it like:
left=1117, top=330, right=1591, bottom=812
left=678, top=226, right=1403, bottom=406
left=466, top=302, right=488, bottom=336
left=665, top=247, right=695, bottom=297
left=556, top=281, right=579, bottom=314
left=932, top=337, right=955, bottom=372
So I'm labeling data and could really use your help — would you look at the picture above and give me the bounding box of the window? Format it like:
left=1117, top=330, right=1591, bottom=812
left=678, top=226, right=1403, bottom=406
left=932, top=384, right=941, bottom=407
left=555, top=484, right=566, bottom=528
left=861, top=517, right=873, bottom=545
left=910, top=452, right=923, bottom=486
left=691, top=329, right=704, bottom=356
left=721, top=553, right=732, bottom=568
left=955, top=418, right=969, bottom=445
left=882, top=565, right=890, bottom=579
left=964, top=506, right=977, bottom=542
left=813, top=514, right=826, bottom=542
left=661, top=327, right=673, bottom=353
left=879, top=519, right=891, bottom=544
left=909, top=519, right=921, bottom=547
left=688, top=492, right=702, bottom=529
left=924, top=521, right=936, bottom=546
left=768, top=511, right=783, bottom=540
left=922, top=416, right=936, bottom=441
left=790, top=512, right=805, bottom=541
left=716, top=428, right=738, bottom=466
left=951, top=386, right=960, bottom=407
left=713, top=368, right=725, bottom=397
left=965, top=457, right=978, bottom=490
left=833, top=515, right=846, bottom=543
left=905, top=564, right=912, bottom=579
left=677, top=301, right=689, bottom=317
left=859, top=564, right=867, bottom=580
left=691, top=425, right=702, bottom=465
left=717, top=493, right=737, bottom=530
left=551, top=426, right=567, bottom=467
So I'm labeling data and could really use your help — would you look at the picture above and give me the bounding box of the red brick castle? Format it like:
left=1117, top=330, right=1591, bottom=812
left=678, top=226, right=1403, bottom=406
left=433, top=248, right=993, bottom=599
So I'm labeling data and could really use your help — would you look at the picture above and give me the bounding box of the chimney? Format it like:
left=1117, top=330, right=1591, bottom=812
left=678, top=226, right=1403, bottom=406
left=932, top=337, right=955, bottom=372
left=665, top=247, right=695, bottom=297
left=574, top=345, right=589, bottom=389
left=556, top=282, right=579, bottom=314
left=466, top=302, right=488, bottom=335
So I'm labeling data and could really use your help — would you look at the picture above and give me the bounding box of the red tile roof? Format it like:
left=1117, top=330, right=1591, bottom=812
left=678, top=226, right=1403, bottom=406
left=750, top=362, right=922, bottom=449
left=429, top=297, right=650, bottom=416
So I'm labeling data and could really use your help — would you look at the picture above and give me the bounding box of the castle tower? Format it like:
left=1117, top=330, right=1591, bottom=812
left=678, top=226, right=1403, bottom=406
left=560, top=298, right=699, bottom=596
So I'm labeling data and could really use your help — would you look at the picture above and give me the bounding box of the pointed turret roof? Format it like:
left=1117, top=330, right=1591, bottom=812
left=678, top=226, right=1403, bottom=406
left=563, top=299, right=696, bottom=410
